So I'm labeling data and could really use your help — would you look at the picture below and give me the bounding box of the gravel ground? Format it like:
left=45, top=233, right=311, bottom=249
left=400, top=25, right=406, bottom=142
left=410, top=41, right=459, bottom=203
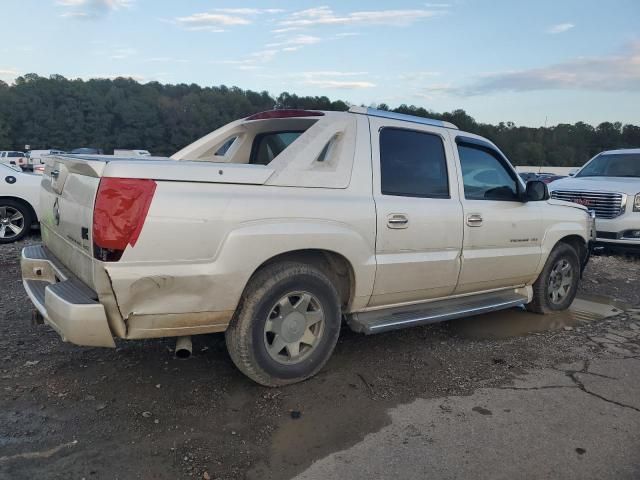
left=1, top=233, right=639, bottom=480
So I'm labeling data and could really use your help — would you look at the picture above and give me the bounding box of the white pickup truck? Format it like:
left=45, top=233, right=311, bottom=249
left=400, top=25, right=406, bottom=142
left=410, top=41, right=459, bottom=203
left=549, top=148, right=640, bottom=251
left=21, top=107, right=594, bottom=386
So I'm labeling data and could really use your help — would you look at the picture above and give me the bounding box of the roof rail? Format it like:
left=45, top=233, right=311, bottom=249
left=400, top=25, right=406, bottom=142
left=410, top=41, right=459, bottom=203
left=348, top=106, right=458, bottom=130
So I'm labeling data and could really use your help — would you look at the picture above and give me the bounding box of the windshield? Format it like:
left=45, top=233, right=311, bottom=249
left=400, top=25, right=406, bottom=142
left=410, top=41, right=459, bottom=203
left=576, top=153, right=640, bottom=178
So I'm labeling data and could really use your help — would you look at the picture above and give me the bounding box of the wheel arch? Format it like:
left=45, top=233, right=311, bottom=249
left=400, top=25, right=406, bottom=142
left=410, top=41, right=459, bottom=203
left=0, top=196, right=38, bottom=224
left=556, top=234, right=588, bottom=270
left=248, top=249, right=356, bottom=311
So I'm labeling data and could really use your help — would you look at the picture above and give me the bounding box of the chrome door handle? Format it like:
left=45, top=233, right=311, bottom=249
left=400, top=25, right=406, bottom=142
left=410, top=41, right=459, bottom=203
left=387, top=213, right=409, bottom=229
left=466, top=214, right=483, bottom=227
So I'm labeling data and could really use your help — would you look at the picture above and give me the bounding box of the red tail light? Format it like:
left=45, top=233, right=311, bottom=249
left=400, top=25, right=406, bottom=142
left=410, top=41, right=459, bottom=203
left=93, top=178, right=156, bottom=261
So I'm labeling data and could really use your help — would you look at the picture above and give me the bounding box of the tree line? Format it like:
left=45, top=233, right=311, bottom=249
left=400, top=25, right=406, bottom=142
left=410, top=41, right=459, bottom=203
left=1, top=74, right=638, bottom=166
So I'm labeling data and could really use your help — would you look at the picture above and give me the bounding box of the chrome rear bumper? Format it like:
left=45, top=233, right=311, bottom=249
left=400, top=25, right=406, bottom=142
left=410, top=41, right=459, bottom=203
left=21, top=245, right=115, bottom=348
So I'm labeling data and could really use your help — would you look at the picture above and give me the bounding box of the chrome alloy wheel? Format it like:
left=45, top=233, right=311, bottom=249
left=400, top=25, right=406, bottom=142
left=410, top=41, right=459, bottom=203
left=0, top=206, right=24, bottom=240
left=263, top=291, right=325, bottom=364
left=548, top=258, right=574, bottom=305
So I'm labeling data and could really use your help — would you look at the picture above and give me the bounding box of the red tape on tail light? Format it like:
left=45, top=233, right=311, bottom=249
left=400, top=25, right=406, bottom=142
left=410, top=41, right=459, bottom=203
left=93, top=178, right=156, bottom=260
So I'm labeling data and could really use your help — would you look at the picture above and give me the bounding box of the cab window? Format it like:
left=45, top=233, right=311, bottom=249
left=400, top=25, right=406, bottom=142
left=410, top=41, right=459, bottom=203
left=250, top=131, right=303, bottom=165
left=379, top=128, right=449, bottom=198
left=457, top=144, right=518, bottom=201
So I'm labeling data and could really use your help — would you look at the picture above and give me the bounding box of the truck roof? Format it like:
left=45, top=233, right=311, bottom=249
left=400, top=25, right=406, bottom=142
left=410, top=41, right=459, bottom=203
left=243, top=107, right=459, bottom=130
left=348, top=106, right=459, bottom=130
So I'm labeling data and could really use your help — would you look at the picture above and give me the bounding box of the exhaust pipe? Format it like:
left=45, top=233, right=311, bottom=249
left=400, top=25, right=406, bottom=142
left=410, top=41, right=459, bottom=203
left=175, top=336, right=192, bottom=359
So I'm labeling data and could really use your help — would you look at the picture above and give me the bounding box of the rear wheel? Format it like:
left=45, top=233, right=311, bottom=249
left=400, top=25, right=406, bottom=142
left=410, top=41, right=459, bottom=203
left=0, top=199, right=32, bottom=244
left=225, top=262, right=341, bottom=386
left=527, top=243, right=580, bottom=314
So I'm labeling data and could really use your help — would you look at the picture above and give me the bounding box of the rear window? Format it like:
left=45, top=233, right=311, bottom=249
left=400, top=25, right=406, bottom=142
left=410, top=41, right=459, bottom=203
left=250, top=131, right=303, bottom=165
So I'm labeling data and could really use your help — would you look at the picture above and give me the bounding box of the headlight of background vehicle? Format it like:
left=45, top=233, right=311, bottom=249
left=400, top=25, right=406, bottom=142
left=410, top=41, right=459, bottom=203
left=634, top=193, right=640, bottom=212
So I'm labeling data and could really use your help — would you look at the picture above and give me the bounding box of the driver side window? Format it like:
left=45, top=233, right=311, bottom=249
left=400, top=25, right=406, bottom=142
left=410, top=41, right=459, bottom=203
left=457, top=144, right=518, bottom=201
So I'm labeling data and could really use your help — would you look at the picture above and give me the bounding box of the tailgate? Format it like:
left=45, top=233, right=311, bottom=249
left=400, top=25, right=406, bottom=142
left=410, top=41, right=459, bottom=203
left=40, top=155, right=108, bottom=289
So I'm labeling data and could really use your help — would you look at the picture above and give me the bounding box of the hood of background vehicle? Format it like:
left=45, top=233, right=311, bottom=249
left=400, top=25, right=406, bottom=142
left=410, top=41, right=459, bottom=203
left=546, top=198, right=589, bottom=213
left=549, top=176, right=640, bottom=195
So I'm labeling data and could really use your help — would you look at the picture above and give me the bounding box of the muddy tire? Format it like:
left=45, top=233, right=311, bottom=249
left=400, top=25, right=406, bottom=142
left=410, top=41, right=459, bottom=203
left=0, top=199, right=32, bottom=244
left=527, top=243, right=580, bottom=314
left=225, top=262, right=341, bottom=387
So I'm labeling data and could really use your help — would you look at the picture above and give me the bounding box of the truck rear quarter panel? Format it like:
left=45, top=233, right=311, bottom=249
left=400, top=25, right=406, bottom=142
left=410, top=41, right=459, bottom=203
left=104, top=119, right=376, bottom=338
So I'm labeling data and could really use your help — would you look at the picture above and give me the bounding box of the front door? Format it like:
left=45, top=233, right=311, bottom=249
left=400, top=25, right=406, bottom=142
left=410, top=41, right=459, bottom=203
left=369, top=118, right=463, bottom=307
left=451, top=135, right=542, bottom=294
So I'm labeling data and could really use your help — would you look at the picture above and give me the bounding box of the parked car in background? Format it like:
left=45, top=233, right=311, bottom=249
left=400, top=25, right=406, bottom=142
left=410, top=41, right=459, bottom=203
left=549, top=148, right=640, bottom=251
left=21, top=107, right=593, bottom=386
left=0, top=163, right=41, bottom=243
left=537, top=173, right=566, bottom=185
left=27, top=149, right=66, bottom=170
left=70, top=147, right=104, bottom=155
left=113, top=149, right=151, bottom=157
left=0, top=151, right=28, bottom=169
left=519, top=172, right=538, bottom=182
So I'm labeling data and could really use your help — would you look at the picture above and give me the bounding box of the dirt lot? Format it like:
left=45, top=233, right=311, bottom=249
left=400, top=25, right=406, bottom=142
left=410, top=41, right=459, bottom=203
left=1, top=234, right=639, bottom=480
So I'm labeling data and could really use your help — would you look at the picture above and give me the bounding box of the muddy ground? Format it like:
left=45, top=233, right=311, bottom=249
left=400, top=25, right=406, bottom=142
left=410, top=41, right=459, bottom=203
left=1, top=234, right=639, bottom=480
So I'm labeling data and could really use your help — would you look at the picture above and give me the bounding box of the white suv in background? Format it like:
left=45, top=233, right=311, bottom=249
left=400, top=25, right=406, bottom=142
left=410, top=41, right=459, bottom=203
left=549, top=149, right=640, bottom=251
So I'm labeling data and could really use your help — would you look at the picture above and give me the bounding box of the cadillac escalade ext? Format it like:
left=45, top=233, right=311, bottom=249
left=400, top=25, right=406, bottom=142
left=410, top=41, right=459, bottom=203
left=21, top=107, right=594, bottom=386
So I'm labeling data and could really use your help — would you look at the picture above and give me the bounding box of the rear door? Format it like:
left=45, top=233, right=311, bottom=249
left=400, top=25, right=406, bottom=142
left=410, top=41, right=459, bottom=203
left=369, top=118, right=463, bottom=307
left=451, top=135, right=542, bottom=294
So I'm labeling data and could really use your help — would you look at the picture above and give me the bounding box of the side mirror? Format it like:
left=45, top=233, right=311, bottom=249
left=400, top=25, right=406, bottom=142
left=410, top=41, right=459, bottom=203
left=524, top=180, right=549, bottom=202
left=568, top=168, right=579, bottom=177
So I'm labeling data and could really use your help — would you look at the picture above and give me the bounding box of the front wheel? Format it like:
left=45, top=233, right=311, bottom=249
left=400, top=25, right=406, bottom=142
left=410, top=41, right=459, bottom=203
left=527, top=243, right=580, bottom=314
left=225, top=262, right=342, bottom=386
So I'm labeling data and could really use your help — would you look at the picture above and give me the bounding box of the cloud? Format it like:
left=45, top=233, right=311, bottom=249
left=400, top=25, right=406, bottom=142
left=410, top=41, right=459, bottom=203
left=209, top=8, right=284, bottom=15
left=547, top=23, right=575, bottom=34
left=144, top=57, right=189, bottom=64
left=297, top=71, right=375, bottom=89
left=217, top=34, right=324, bottom=69
left=279, top=6, right=446, bottom=28
left=303, top=79, right=375, bottom=89
left=0, top=68, right=21, bottom=83
left=57, top=0, right=132, bottom=18
left=265, top=35, right=322, bottom=51
left=175, top=8, right=282, bottom=32
left=216, top=49, right=280, bottom=69
left=109, top=47, right=136, bottom=60
left=301, top=71, right=369, bottom=77
left=459, top=42, right=640, bottom=95
left=398, top=71, right=441, bottom=82
left=175, top=13, right=250, bottom=31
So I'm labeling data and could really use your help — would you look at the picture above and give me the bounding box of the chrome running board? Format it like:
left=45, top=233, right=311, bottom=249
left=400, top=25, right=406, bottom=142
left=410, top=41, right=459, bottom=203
left=348, top=291, right=528, bottom=335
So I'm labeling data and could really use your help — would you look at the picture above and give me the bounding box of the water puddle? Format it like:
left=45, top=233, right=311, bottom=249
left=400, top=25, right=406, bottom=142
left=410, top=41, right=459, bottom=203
left=449, top=294, right=628, bottom=340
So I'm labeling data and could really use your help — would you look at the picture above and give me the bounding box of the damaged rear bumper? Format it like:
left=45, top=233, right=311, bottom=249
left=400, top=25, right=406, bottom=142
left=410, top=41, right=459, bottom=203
left=21, top=245, right=115, bottom=348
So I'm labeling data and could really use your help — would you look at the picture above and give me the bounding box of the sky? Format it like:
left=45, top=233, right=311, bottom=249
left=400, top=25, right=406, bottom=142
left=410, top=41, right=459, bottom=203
left=1, top=0, right=639, bottom=127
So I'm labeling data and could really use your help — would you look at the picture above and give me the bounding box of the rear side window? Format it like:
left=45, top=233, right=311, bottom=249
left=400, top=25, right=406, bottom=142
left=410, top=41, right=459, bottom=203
left=215, top=137, right=237, bottom=156
left=379, top=128, right=449, bottom=198
left=250, top=131, right=303, bottom=165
